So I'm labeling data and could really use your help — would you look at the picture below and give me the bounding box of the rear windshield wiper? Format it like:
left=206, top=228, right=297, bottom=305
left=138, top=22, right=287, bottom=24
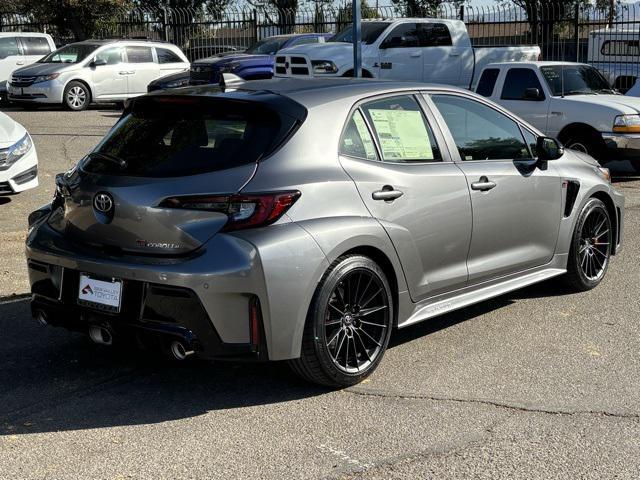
left=86, top=151, right=128, bottom=169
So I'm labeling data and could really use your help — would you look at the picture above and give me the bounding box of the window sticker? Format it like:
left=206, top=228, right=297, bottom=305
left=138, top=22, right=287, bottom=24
left=352, top=111, right=377, bottom=160
left=368, top=109, right=433, bottom=160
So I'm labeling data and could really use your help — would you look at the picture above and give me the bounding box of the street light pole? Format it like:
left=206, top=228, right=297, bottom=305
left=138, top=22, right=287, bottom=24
left=352, top=0, right=362, bottom=78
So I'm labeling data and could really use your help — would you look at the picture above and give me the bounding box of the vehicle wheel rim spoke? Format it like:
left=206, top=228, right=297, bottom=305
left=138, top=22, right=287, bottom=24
left=324, top=268, right=389, bottom=374
left=579, top=207, right=611, bottom=281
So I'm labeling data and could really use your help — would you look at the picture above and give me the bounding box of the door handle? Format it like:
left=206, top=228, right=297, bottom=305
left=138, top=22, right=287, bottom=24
left=16, top=61, right=25, bottom=65
left=471, top=176, right=497, bottom=191
left=449, top=52, right=461, bottom=57
left=409, top=51, right=421, bottom=58
left=372, top=186, right=404, bottom=201
left=118, top=71, right=128, bottom=75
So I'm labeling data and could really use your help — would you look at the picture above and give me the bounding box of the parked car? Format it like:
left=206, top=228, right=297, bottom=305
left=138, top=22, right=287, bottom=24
left=26, top=78, right=624, bottom=386
left=184, top=45, right=244, bottom=62
left=0, top=32, right=56, bottom=102
left=147, top=70, right=190, bottom=92
left=190, top=33, right=331, bottom=85
left=475, top=61, right=640, bottom=173
left=588, top=28, right=640, bottom=93
left=0, top=111, right=38, bottom=195
left=7, top=39, right=189, bottom=110
left=274, top=19, right=540, bottom=87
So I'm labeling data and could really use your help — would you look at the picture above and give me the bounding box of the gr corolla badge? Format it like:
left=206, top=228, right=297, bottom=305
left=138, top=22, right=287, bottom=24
left=26, top=79, right=624, bottom=387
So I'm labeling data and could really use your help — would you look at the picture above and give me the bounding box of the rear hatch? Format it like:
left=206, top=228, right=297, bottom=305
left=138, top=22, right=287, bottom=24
left=49, top=92, right=305, bottom=256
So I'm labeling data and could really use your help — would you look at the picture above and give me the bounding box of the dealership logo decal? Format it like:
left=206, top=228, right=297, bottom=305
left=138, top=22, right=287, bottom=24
left=94, top=192, right=114, bottom=213
left=81, top=284, right=93, bottom=295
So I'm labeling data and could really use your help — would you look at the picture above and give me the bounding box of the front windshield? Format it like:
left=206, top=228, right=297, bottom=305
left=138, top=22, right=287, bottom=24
left=540, top=65, right=614, bottom=96
left=330, top=22, right=391, bottom=44
left=39, top=44, right=98, bottom=64
left=245, top=37, right=288, bottom=55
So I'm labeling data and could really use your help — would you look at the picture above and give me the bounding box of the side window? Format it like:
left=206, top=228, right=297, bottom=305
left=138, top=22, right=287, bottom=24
left=601, top=40, right=640, bottom=56
left=126, top=46, right=153, bottom=63
left=20, top=37, right=51, bottom=56
left=0, top=37, right=20, bottom=59
left=340, top=110, right=378, bottom=161
left=476, top=68, right=500, bottom=97
left=501, top=68, right=545, bottom=100
left=431, top=94, right=530, bottom=161
left=290, top=37, right=320, bottom=46
left=420, top=23, right=453, bottom=47
left=381, top=24, right=420, bottom=49
left=95, top=47, right=123, bottom=65
left=156, top=47, right=182, bottom=64
left=361, top=95, right=443, bottom=163
left=522, top=128, right=538, bottom=157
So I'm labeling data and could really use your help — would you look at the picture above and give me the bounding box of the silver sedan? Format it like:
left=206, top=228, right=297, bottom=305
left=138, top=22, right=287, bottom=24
left=25, top=78, right=624, bottom=386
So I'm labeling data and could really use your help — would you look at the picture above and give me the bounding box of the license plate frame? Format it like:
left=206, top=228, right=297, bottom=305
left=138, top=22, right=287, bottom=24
left=77, top=273, right=123, bottom=313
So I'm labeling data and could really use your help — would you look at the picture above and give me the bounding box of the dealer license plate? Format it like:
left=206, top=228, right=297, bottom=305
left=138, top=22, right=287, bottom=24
left=78, top=274, right=123, bottom=313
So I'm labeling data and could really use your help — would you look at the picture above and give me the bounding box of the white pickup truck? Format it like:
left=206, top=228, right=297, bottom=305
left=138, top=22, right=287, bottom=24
left=274, top=18, right=540, bottom=88
left=588, top=29, right=640, bottom=93
left=475, top=61, right=640, bottom=172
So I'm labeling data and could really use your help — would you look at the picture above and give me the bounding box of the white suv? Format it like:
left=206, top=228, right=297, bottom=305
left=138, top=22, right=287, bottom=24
left=7, top=39, right=189, bottom=110
left=0, top=32, right=56, bottom=102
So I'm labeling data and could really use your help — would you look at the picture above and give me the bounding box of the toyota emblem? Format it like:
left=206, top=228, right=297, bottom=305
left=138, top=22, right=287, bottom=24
left=94, top=192, right=114, bottom=213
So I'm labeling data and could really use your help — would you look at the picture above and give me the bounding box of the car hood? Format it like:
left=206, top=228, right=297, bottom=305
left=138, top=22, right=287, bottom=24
left=278, top=42, right=352, bottom=60
left=564, top=94, right=640, bottom=114
left=13, top=62, right=72, bottom=76
left=0, top=112, right=26, bottom=147
left=193, top=53, right=271, bottom=66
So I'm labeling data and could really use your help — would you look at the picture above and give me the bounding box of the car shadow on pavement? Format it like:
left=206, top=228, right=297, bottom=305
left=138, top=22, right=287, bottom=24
left=0, top=278, right=573, bottom=436
left=0, top=197, right=12, bottom=205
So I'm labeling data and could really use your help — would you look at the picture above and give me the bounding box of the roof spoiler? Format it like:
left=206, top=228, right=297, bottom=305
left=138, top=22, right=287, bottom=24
left=219, top=73, right=245, bottom=91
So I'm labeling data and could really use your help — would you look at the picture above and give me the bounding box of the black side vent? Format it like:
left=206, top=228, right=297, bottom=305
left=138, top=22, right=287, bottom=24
left=564, top=180, right=580, bottom=217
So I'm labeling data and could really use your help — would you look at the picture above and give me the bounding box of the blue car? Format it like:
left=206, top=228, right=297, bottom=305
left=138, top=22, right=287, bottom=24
left=189, top=33, right=331, bottom=85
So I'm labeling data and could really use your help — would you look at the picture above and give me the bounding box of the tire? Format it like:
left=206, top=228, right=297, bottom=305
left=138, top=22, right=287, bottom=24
left=563, top=131, right=604, bottom=161
left=63, top=81, right=91, bottom=111
left=289, top=255, right=394, bottom=387
left=562, top=198, right=612, bottom=292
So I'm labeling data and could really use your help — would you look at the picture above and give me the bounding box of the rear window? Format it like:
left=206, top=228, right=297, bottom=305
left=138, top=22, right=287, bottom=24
left=476, top=68, right=500, bottom=97
left=20, top=36, right=51, bottom=55
left=82, top=98, right=289, bottom=177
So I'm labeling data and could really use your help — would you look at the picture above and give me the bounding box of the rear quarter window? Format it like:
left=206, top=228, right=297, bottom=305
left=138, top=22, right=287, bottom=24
left=20, top=37, right=51, bottom=56
left=156, top=47, right=182, bottom=64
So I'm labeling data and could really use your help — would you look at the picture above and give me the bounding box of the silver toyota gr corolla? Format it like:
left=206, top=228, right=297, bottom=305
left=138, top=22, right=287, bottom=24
left=26, top=78, right=624, bottom=387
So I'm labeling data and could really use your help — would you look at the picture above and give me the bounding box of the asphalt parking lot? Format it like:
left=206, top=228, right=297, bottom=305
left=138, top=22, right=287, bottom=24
left=1, top=106, right=639, bottom=479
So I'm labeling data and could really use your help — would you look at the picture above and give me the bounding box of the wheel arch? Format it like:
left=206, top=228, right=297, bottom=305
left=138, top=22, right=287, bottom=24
left=64, top=78, right=93, bottom=103
left=341, top=69, right=374, bottom=78
left=557, top=122, right=601, bottom=144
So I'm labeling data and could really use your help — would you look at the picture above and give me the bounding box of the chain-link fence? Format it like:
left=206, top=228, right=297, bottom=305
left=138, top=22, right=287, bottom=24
left=1, top=3, right=639, bottom=86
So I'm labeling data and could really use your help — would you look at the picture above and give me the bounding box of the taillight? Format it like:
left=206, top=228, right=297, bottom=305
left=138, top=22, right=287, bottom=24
left=159, top=191, right=301, bottom=231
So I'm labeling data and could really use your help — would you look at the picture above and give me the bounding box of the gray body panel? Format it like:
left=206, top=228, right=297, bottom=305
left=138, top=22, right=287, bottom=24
left=26, top=79, right=625, bottom=360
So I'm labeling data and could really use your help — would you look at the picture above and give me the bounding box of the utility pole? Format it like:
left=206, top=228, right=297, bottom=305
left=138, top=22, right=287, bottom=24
left=352, top=0, right=362, bottom=77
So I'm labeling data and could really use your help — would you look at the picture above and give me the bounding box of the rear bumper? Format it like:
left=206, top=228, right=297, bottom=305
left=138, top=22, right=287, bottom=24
left=601, top=132, right=640, bottom=162
left=25, top=216, right=328, bottom=360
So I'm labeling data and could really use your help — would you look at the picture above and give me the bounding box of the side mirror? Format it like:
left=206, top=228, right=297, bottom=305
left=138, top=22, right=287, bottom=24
left=536, top=136, right=563, bottom=161
left=524, top=87, right=543, bottom=100
left=91, top=58, right=108, bottom=67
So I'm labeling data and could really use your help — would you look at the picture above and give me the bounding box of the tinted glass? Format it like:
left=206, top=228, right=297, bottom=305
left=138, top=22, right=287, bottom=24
left=0, top=37, right=20, bottom=59
left=540, top=65, right=613, bottom=95
left=381, top=24, right=419, bottom=48
left=83, top=99, right=285, bottom=177
left=126, top=46, right=153, bottom=63
left=95, top=47, right=123, bottom=65
left=476, top=68, right=500, bottom=97
left=340, top=110, right=378, bottom=161
left=361, top=95, right=442, bottom=163
left=39, top=44, right=98, bottom=63
left=431, top=94, right=529, bottom=161
left=421, top=23, right=452, bottom=47
left=289, top=36, right=321, bottom=46
left=331, top=22, right=391, bottom=45
left=156, top=47, right=182, bottom=64
left=501, top=68, right=544, bottom=100
left=601, top=40, right=640, bottom=56
left=21, top=37, right=51, bottom=55
left=245, top=37, right=288, bottom=55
